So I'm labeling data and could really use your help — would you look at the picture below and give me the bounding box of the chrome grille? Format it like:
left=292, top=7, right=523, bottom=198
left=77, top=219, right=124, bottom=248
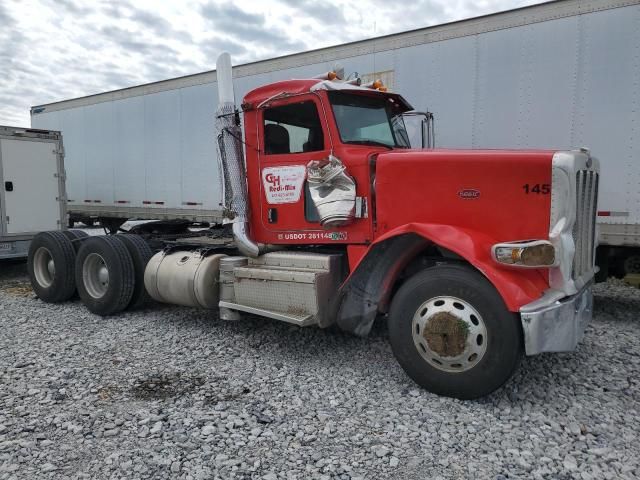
left=572, top=170, right=599, bottom=279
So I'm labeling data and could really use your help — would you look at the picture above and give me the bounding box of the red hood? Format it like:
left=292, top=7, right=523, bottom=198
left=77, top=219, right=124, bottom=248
left=382, top=147, right=558, bottom=156
left=374, top=148, right=555, bottom=242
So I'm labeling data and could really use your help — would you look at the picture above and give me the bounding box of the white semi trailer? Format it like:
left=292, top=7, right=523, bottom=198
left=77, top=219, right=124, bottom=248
left=30, top=0, right=640, bottom=277
left=0, top=126, right=67, bottom=260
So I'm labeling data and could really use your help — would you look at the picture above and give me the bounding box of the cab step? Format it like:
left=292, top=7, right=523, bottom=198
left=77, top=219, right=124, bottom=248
left=218, top=300, right=315, bottom=326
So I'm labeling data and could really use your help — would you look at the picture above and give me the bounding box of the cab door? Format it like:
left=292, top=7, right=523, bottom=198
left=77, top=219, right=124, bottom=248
left=257, top=95, right=330, bottom=236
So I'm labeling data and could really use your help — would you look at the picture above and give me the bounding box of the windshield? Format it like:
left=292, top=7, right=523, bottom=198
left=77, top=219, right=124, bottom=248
left=328, top=91, right=410, bottom=148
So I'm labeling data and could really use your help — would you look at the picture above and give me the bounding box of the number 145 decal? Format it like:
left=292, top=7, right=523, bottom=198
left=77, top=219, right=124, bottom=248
left=523, top=183, right=550, bottom=194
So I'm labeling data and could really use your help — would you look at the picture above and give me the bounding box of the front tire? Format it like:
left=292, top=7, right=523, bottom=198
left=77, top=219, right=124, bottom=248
left=388, top=264, right=522, bottom=399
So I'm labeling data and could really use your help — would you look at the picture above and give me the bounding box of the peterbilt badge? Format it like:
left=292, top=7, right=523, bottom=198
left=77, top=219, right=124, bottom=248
left=458, top=189, right=481, bottom=199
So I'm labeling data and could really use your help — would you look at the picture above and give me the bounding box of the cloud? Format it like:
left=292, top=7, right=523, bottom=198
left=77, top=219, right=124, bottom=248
left=200, top=36, right=248, bottom=60
left=0, top=0, right=543, bottom=127
left=49, top=0, right=92, bottom=15
left=131, top=8, right=172, bottom=33
left=201, top=2, right=264, bottom=26
left=278, top=0, right=348, bottom=26
left=200, top=3, right=306, bottom=53
left=129, top=7, right=194, bottom=43
left=99, top=24, right=179, bottom=59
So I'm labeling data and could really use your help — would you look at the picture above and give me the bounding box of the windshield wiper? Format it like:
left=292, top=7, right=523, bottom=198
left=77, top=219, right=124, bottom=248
left=344, top=140, right=394, bottom=150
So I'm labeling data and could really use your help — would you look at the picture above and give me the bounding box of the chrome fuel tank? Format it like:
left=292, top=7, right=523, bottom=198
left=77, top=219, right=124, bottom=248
left=144, top=250, right=226, bottom=309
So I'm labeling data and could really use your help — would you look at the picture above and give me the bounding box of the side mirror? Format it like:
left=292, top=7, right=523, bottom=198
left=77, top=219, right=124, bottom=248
left=400, top=111, right=435, bottom=148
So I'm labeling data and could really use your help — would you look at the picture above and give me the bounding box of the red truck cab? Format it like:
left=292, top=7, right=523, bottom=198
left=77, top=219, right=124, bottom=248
left=233, top=73, right=598, bottom=398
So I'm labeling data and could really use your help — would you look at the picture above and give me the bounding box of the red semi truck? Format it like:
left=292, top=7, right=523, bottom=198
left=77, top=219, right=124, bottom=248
left=27, top=53, right=598, bottom=399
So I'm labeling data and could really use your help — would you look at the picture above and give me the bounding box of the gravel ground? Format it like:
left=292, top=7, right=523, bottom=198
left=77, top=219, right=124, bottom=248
left=0, top=259, right=639, bottom=480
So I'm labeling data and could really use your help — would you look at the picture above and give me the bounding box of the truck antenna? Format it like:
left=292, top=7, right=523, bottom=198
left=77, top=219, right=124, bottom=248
left=373, top=21, right=377, bottom=78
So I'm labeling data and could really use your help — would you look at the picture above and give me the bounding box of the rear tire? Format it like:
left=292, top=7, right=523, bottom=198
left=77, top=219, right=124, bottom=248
left=27, top=231, right=77, bottom=302
left=388, top=264, right=522, bottom=399
left=63, top=229, right=89, bottom=252
left=75, top=236, right=135, bottom=316
left=115, top=234, right=154, bottom=309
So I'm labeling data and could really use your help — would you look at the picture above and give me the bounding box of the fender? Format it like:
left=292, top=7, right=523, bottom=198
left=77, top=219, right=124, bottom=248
left=336, top=223, right=550, bottom=336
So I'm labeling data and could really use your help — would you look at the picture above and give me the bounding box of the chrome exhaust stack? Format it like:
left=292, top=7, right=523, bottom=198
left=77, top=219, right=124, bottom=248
left=215, top=52, right=263, bottom=257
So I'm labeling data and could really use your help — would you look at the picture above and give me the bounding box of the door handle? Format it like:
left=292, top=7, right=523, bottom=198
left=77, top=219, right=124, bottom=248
left=267, top=208, right=278, bottom=223
left=4, top=181, right=13, bottom=192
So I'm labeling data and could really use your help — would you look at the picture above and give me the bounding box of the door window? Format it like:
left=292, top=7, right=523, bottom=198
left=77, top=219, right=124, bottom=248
left=263, top=101, right=324, bottom=155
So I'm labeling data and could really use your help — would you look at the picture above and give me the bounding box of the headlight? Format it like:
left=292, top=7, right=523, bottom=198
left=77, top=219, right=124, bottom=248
left=492, top=240, right=557, bottom=268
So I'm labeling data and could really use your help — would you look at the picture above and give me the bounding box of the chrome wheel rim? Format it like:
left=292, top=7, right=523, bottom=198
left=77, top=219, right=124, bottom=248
left=83, top=253, right=109, bottom=299
left=411, top=296, right=488, bottom=373
left=33, top=247, right=55, bottom=288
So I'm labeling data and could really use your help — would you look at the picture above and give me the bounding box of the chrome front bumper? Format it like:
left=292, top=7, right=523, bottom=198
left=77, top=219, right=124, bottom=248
left=519, top=284, right=593, bottom=355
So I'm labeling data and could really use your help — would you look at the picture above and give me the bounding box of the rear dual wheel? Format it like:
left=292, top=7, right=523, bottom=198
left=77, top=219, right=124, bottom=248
left=116, top=234, right=153, bottom=309
left=389, top=264, right=522, bottom=400
left=63, top=229, right=89, bottom=252
left=75, top=235, right=152, bottom=315
left=28, top=231, right=77, bottom=303
left=75, top=236, right=134, bottom=315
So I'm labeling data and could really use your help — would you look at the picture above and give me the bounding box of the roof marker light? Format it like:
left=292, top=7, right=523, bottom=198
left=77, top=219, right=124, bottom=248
left=363, top=79, right=385, bottom=91
left=313, top=71, right=342, bottom=81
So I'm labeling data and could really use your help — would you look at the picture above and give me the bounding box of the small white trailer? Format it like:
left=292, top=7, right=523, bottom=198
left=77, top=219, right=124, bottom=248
left=0, top=126, right=67, bottom=260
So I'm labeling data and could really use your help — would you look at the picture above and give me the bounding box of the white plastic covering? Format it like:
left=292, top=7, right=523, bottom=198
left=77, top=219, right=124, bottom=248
left=307, top=155, right=356, bottom=227
left=310, top=80, right=373, bottom=93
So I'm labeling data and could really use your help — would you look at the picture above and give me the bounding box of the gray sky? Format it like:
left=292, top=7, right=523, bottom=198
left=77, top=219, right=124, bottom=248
left=0, top=0, right=542, bottom=126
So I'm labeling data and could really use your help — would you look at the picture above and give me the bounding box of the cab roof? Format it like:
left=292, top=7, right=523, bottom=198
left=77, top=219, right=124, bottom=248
left=242, top=79, right=413, bottom=112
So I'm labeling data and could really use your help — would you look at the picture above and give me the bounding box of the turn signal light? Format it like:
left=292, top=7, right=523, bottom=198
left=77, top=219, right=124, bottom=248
left=492, top=240, right=556, bottom=268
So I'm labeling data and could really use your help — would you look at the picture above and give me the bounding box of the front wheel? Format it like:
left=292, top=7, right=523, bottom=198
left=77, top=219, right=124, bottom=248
left=388, top=264, right=522, bottom=399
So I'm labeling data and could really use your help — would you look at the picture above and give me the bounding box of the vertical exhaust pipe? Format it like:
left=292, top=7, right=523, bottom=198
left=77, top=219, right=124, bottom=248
left=215, top=52, right=261, bottom=257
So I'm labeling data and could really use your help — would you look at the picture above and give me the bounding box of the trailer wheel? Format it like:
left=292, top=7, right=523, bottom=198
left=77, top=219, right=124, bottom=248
left=388, top=264, right=522, bottom=400
left=75, top=236, right=135, bottom=316
left=115, top=234, right=154, bottom=309
left=63, top=229, right=89, bottom=252
left=27, top=231, right=77, bottom=303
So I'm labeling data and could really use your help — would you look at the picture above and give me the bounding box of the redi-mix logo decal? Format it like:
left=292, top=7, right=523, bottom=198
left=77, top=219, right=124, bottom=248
left=262, top=165, right=306, bottom=204
left=458, top=189, right=481, bottom=200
